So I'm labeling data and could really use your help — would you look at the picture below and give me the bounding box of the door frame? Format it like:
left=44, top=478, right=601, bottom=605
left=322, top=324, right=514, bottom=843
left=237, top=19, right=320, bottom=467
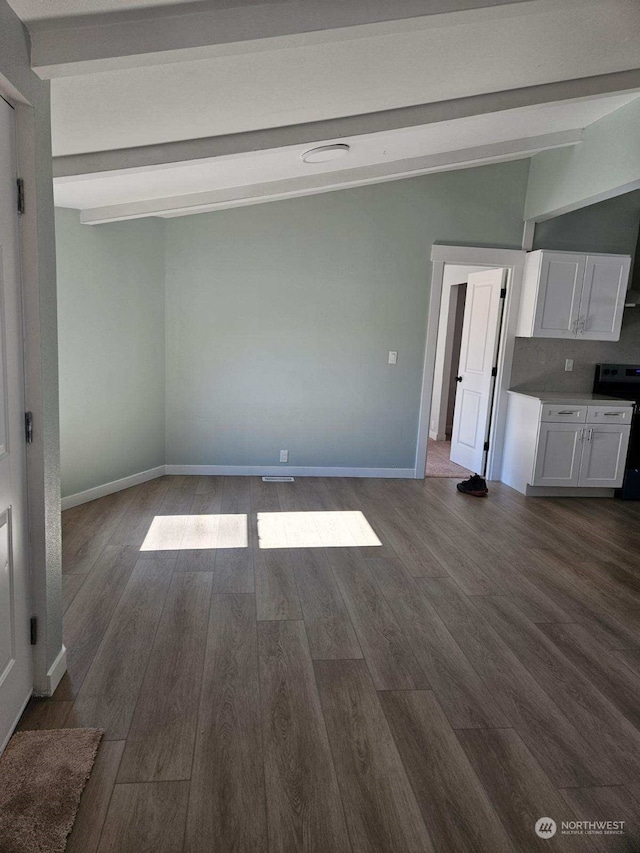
left=0, top=65, right=64, bottom=700
left=415, top=245, right=527, bottom=480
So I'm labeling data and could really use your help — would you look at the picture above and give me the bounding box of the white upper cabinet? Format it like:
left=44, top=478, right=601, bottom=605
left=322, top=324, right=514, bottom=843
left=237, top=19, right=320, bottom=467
left=517, top=250, right=630, bottom=341
left=531, top=252, right=584, bottom=338
left=578, top=255, right=630, bottom=340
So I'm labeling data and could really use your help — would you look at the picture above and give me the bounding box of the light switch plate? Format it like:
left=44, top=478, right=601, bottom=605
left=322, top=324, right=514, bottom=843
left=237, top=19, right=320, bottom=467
left=565, top=359, right=574, bottom=372
left=388, top=351, right=398, bottom=365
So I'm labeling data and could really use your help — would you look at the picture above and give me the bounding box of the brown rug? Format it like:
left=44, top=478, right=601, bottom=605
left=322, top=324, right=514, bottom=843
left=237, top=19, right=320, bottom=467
left=425, top=439, right=472, bottom=478
left=0, top=728, right=102, bottom=853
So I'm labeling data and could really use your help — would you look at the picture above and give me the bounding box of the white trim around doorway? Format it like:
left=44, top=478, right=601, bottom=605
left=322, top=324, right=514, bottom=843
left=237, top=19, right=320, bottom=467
left=414, top=245, right=527, bottom=480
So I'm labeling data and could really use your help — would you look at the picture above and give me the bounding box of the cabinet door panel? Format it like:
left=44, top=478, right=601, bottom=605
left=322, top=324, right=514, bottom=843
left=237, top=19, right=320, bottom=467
left=533, top=254, right=584, bottom=338
left=578, top=425, right=630, bottom=488
left=578, top=255, right=630, bottom=341
left=532, top=423, right=583, bottom=487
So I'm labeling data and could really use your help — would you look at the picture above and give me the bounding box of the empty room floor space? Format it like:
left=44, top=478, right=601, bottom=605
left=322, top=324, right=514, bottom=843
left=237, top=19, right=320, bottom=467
left=426, top=438, right=473, bottom=478
left=18, top=475, right=640, bottom=852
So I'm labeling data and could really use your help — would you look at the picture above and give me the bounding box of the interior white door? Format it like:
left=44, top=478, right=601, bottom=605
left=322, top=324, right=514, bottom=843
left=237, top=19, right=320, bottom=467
left=0, top=97, right=31, bottom=753
left=578, top=255, right=630, bottom=341
left=450, top=268, right=506, bottom=473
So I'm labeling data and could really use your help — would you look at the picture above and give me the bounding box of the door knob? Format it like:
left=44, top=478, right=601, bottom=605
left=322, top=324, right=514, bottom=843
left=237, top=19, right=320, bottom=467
left=455, top=376, right=463, bottom=382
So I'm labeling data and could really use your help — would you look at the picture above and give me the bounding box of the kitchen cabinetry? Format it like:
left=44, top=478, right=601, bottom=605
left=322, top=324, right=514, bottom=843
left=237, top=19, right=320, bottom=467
left=517, top=250, right=630, bottom=341
left=502, top=393, right=633, bottom=495
left=577, top=423, right=632, bottom=488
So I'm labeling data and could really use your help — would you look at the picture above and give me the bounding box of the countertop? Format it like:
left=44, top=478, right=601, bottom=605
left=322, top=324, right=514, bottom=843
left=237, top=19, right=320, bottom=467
left=507, top=390, right=635, bottom=406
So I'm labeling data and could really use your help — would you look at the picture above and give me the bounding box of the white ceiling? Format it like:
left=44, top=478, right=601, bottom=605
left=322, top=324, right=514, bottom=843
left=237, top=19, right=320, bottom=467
left=6, top=0, right=639, bottom=222
left=8, top=0, right=270, bottom=22
left=49, top=0, right=640, bottom=157
left=53, top=94, right=637, bottom=209
left=9, top=0, right=522, bottom=24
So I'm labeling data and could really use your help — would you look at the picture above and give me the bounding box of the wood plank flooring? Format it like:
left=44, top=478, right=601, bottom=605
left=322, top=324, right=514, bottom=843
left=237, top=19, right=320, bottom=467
left=18, top=474, right=640, bottom=851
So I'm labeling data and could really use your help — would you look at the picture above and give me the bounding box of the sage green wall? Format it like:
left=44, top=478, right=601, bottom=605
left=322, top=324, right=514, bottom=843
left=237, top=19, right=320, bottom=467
left=532, top=190, right=640, bottom=257
left=525, top=98, right=640, bottom=221
left=164, top=160, right=529, bottom=470
left=56, top=209, right=166, bottom=497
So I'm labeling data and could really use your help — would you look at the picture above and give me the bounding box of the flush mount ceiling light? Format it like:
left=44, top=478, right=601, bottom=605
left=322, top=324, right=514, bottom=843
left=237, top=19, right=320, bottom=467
left=302, top=144, right=350, bottom=164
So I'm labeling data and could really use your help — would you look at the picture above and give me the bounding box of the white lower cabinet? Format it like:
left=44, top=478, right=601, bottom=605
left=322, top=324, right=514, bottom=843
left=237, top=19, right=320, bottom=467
left=532, top=421, right=630, bottom=488
left=532, top=423, right=584, bottom=487
left=577, top=424, right=631, bottom=487
left=502, top=392, right=633, bottom=495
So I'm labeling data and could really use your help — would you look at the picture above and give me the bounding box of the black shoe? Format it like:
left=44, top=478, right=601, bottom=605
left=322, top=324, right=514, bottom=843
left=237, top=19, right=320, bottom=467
left=457, top=474, right=488, bottom=497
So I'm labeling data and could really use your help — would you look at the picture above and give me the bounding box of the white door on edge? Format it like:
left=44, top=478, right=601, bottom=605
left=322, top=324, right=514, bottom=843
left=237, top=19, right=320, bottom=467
left=0, top=96, right=31, bottom=753
left=450, top=268, right=506, bottom=474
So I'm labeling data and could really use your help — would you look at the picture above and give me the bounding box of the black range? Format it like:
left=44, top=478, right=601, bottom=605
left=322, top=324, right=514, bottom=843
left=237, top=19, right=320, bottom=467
left=594, top=364, right=640, bottom=499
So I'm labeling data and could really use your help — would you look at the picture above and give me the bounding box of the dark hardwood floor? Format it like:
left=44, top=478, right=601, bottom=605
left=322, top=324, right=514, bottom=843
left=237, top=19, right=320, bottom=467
left=18, top=474, right=640, bottom=852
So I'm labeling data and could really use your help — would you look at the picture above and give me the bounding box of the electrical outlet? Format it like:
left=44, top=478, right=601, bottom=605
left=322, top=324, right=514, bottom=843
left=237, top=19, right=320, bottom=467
left=565, top=359, right=574, bottom=372
left=280, top=450, right=289, bottom=463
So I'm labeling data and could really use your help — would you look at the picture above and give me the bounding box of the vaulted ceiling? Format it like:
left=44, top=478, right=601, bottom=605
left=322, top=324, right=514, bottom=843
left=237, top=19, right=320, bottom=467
left=8, top=0, right=640, bottom=221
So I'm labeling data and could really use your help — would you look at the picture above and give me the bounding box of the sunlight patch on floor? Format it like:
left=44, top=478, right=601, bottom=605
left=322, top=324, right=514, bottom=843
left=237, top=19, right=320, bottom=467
left=140, top=514, right=248, bottom=551
left=257, top=510, right=381, bottom=549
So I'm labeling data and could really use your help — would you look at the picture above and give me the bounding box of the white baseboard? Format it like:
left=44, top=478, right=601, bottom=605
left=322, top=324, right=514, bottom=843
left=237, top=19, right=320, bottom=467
left=41, top=645, right=67, bottom=697
left=524, top=485, right=615, bottom=498
left=165, top=464, right=414, bottom=479
left=61, top=466, right=166, bottom=510
left=62, top=464, right=415, bottom=509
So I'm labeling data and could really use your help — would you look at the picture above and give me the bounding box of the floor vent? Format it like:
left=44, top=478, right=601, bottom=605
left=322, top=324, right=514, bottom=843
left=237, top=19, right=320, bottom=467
left=262, top=476, right=295, bottom=483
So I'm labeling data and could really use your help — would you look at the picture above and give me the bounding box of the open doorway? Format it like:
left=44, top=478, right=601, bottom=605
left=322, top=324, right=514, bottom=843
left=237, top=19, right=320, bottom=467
left=426, top=264, right=507, bottom=478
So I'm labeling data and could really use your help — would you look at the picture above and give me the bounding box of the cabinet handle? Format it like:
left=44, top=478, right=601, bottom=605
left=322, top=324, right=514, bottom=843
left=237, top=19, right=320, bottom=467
left=603, top=412, right=622, bottom=416
left=558, top=411, right=577, bottom=415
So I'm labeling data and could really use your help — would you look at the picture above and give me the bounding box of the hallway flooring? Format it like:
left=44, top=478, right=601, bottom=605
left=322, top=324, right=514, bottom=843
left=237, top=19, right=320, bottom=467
left=18, top=475, right=640, bottom=852
left=425, top=438, right=473, bottom=478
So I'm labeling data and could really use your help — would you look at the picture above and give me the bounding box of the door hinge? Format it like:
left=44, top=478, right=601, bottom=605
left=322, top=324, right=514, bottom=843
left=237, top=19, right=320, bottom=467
left=30, top=617, right=37, bottom=645
left=491, top=366, right=498, bottom=377
left=484, top=440, right=490, bottom=452
left=17, top=178, right=25, bottom=214
left=25, top=411, right=33, bottom=444
left=500, top=287, right=507, bottom=298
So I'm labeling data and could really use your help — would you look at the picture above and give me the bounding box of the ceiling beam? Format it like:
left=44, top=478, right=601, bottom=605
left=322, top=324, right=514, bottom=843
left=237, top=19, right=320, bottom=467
left=52, top=70, right=640, bottom=179
left=30, top=0, right=575, bottom=79
left=73, top=129, right=581, bottom=224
